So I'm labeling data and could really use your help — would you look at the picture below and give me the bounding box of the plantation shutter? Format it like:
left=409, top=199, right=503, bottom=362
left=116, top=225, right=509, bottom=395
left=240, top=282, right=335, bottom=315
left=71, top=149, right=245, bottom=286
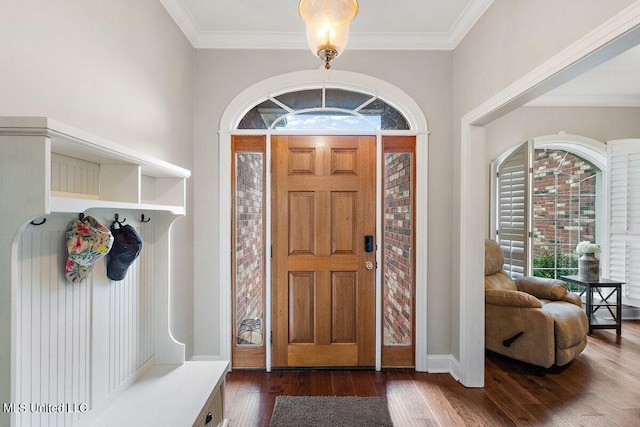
left=496, top=141, right=533, bottom=278
left=606, top=139, right=640, bottom=307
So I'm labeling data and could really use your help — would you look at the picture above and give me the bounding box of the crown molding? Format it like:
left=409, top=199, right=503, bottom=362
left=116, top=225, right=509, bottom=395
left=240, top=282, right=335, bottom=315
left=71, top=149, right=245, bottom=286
left=448, top=0, right=494, bottom=47
left=159, top=0, right=200, bottom=43
left=526, top=94, right=640, bottom=107
left=160, top=0, right=494, bottom=50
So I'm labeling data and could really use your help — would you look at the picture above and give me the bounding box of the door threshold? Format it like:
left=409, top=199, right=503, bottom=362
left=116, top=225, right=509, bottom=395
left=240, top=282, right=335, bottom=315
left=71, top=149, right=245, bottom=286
left=270, top=366, right=376, bottom=372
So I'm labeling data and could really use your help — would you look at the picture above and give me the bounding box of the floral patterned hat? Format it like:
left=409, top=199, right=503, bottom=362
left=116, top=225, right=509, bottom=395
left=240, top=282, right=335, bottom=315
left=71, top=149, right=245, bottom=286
left=65, top=216, right=114, bottom=283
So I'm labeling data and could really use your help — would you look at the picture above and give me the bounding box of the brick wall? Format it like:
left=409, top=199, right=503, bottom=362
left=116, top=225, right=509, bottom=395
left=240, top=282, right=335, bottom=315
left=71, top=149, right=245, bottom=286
left=532, top=149, right=600, bottom=277
left=235, top=153, right=264, bottom=345
left=383, top=153, right=413, bottom=345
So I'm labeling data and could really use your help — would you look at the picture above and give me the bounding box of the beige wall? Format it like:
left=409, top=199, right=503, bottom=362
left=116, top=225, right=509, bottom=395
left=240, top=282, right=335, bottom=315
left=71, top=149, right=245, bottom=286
left=486, top=106, right=640, bottom=162
left=451, top=0, right=638, bottom=361
left=193, top=49, right=455, bottom=356
left=0, top=0, right=195, bottom=357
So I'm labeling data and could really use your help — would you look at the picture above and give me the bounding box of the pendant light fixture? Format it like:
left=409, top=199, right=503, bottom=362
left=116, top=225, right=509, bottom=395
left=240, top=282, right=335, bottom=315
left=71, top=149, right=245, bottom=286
left=298, top=0, right=359, bottom=69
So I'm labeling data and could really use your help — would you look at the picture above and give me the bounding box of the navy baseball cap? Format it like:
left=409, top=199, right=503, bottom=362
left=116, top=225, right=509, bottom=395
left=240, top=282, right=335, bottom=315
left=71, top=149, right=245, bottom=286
left=107, top=224, right=142, bottom=281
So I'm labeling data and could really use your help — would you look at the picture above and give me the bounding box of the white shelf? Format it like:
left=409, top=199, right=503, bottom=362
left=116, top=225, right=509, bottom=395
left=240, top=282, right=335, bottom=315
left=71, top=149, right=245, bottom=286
left=50, top=196, right=185, bottom=216
left=0, top=116, right=190, bottom=179
left=0, top=116, right=190, bottom=212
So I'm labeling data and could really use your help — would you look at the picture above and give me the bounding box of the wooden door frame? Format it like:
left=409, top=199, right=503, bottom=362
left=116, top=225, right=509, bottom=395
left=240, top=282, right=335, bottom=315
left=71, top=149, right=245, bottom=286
left=226, top=130, right=426, bottom=371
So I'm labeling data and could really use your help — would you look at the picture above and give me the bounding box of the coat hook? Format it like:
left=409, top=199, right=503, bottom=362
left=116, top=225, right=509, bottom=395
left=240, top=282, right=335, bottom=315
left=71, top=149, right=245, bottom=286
left=30, top=217, right=47, bottom=226
left=140, top=214, right=151, bottom=223
left=113, top=213, right=127, bottom=228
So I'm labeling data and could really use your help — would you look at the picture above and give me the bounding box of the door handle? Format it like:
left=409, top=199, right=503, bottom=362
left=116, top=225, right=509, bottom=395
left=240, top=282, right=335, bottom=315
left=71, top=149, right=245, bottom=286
left=364, top=261, right=374, bottom=270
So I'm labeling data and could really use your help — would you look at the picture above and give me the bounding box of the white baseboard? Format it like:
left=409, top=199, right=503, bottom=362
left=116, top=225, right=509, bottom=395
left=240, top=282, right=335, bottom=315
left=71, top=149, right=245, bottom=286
left=427, top=354, right=461, bottom=381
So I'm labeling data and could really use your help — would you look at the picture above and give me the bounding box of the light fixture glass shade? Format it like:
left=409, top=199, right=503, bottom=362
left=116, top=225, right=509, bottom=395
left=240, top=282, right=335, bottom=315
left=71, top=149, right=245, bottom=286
left=299, top=0, right=359, bottom=69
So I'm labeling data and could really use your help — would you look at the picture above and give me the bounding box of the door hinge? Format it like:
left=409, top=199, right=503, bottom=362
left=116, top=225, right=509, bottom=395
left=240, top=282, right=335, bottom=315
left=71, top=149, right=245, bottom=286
left=270, top=331, right=273, bottom=344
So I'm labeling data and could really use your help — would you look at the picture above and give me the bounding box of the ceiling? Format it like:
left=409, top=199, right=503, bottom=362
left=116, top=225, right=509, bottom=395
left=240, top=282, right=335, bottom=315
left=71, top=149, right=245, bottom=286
left=159, top=0, right=640, bottom=108
left=159, top=0, right=494, bottom=50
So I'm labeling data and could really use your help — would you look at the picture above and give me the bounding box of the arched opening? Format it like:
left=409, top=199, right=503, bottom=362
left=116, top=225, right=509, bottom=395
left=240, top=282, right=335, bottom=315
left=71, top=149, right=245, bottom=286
left=215, top=70, right=429, bottom=371
left=491, top=134, right=606, bottom=282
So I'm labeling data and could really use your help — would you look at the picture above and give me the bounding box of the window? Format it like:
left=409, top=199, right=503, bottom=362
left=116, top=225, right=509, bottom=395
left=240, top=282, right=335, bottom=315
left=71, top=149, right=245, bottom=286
left=532, top=149, right=602, bottom=281
left=237, top=87, right=410, bottom=131
left=493, top=140, right=604, bottom=284
left=382, top=136, right=416, bottom=368
left=232, top=136, right=266, bottom=368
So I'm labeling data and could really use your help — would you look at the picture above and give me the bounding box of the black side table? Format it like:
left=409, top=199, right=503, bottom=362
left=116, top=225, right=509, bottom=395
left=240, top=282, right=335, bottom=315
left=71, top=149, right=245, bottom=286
left=560, top=275, right=624, bottom=336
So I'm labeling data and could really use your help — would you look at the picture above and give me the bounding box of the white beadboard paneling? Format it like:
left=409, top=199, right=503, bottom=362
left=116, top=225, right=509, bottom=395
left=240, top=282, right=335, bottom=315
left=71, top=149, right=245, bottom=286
left=16, top=224, right=91, bottom=427
left=15, top=216, right=155, bottom=427
left=107, top=223, right=154, bottom=393
left=51, top=153, right=100, bottom=196
left=139, top=223, right=155, bottom=367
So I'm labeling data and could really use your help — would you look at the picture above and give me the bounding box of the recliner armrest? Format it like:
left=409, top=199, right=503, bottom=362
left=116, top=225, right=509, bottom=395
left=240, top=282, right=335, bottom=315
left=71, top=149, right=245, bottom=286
left=561, top=291, right=583, bottom=308
left=515, top=276, right=568, bottom=301
left=485, top=289, right=543, bottom=308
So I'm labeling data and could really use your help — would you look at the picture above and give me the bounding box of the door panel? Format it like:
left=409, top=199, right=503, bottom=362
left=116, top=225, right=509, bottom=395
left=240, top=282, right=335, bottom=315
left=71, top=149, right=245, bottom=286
left=332, top=272, right=357, bottom=343
left=289, top=192, right=316, bottom=255
left=331, top=192, right=358, bottom=254
left=272, top=135, right=376, bottom=367
left=288, top=272, right=315, bottom=343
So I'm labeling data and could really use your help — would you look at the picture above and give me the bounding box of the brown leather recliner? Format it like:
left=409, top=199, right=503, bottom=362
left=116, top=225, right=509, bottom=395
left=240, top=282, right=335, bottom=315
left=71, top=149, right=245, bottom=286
left=485, top=239, right=588, bottom=368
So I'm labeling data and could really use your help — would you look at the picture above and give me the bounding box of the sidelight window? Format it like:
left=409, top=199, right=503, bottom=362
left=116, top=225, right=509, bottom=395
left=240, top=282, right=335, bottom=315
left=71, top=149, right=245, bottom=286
left=232, top=136, right=266, bottom=368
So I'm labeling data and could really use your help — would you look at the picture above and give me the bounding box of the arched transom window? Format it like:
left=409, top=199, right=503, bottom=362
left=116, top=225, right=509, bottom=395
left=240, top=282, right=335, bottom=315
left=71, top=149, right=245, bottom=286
left=237, top=87, right=410, bottom=131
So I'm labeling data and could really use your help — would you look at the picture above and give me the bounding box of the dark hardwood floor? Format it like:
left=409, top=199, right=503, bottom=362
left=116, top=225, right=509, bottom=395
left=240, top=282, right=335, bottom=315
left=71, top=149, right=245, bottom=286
left=225, top=320, right=640, bottom=426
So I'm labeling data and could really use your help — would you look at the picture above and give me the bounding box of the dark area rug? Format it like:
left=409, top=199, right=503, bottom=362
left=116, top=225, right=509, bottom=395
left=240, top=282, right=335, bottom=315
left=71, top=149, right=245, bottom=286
left=269, top=396, right=394, bottom=426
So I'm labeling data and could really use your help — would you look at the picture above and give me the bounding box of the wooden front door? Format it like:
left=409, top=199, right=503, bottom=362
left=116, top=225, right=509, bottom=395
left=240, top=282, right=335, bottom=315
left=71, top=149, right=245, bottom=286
left=271, top=135, right=376, bottom=367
